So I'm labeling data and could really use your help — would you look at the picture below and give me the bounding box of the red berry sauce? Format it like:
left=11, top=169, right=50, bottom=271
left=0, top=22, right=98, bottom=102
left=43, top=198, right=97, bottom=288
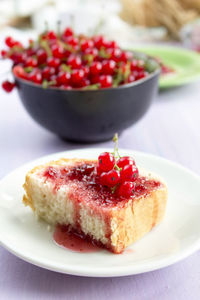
left=43, top=161, right=162, bottom=208
left=53, top=224, right=100, bottom=253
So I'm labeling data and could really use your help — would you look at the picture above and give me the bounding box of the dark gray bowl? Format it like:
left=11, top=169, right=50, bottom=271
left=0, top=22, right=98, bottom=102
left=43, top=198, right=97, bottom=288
left=14, top=52, right=160, bottom=143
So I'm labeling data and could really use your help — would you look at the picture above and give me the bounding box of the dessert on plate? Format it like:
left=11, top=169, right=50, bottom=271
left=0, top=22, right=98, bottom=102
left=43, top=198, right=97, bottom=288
left=23, top=136, right=167, bottom=253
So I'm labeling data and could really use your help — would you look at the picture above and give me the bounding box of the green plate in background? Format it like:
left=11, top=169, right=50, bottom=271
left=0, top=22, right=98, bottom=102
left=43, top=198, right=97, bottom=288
left=132, top=46, right=200, bottom=88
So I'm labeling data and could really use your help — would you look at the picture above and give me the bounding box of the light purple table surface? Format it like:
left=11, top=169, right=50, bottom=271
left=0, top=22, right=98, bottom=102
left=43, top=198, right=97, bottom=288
left=1, top=74, right=200, bottom=299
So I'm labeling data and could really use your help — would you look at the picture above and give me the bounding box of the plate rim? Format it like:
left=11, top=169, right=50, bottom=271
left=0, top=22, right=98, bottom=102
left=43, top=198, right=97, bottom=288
left=1, top=148, right=200, bottom=277
left=129, top=45, right=200, bottom=88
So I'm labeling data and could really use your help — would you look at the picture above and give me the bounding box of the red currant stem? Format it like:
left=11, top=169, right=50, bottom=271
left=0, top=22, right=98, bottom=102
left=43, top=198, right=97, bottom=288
left=114, top=164, right=121, bottom=172
left=60, top=64, right=72, bottom=73
left=112, top=133, right=121, bottom=160
left=29, top=40, right=35, bottom=48
left=24, top=66, right=33, bottom=73
left=92, top=17, right=105, bottom=36
left=57, top=20, right=61, bottom=37
left=2, top=46, right=23, bottom=60
left=42, top=80, right=56, bottom=88
left=99, top=47, right=110, bottom=59
left=111, top=185, right=118, bottom=194
left=44, top=20, right=49, bottom=33
left=82, top=84, right=100, bottom=90
left=124, top=62, right=131, bottom=80
left=113, top=73, right=123, bottom=87
left=40, top=40, right=52, bottom=57
left=59, top=40, right=74, bottom=53
left=69, top=14, right=75, bottom=29
left=83, top=54, right=94, bottom=65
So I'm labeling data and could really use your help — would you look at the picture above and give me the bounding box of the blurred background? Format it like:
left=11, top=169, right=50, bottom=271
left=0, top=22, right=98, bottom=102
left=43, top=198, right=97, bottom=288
left=0, top=0, right=200, bottom=49
left=1, top=0, right=200, bottom=164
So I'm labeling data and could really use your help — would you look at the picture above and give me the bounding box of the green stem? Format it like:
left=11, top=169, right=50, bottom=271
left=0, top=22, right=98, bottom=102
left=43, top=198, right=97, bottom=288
left=82, top=84, right=100, bottom=90
left=57, top=20, right=61, bottom=37
left=44, top=20, right=49, bottom=33
left=40, top=40, right=52, bottom=57
left=113, top=133, right=119, bottom=159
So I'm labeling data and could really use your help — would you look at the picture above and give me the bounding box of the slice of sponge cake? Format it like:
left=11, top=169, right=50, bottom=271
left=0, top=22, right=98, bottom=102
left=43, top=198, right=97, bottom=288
left=23, top=158, right=167, bottom=253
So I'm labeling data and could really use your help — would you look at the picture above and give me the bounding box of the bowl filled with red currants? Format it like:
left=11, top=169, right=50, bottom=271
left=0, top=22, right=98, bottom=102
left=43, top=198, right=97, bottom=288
left=1, top=27, right=160, bottom=142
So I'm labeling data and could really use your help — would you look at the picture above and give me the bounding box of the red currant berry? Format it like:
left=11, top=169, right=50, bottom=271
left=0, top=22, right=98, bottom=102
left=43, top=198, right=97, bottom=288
left=67, top=55, right=81, bottom=69
left=93, top=36, right=108, bottom=49
left=90, top=75, right=100, bottom=84
left=66, top=36, right=78, bottom=47
left=28, top=39, right=34, bottom=46
left=56, top=71, right=71, bottom=85
left=49, top=74, right=57, bottom=83
left=107, top=40, right=118, bottom=49
left=81, top=66, right=89, bottom=77
left=26, top=47, right=36, bottom=56
left=106, top=169, right=120, bottom=187
left=2, top=80, right=15, bottom=93
left=46, top=31, right=57, bottom=40
left=13, top=65, right=28, bottom=80
left=99, top=75, right=112, bottom=88
left=26, top=57, right=37, bottom=67
left=130, top=60, right=137, bottom=71
left=63, top=27, right=74, bottom=37
left=80, top=39, right=94, bottom=52
left=5, top=36, right=16, bottom=48
left=29, top=70, right=42, bottom=84
left=98, top=152, right=115, bottom=172
left=135, top=71, right=147, bottom=80
left=51, top=44, right=64, bottom=59
left=100, top=172, right=108, bottom=186
left=84, top=47, right=98, bottom=57
left=63, top=85, right=72, bottom=90
left=37, top=49, right=47, bottom=64
left=107, top=48, right=122, bottom=62
left=117, top=156, right=135, bottom=168
left=127, top=74, right=135, bottom=83
left=9, top=53, right=19, bottom=64
left=71, top=69, right=85, bottom=86
left=47, top=57, right=60, bottom=69
left=120, top=51, right=133, bottom=62
left=102, top=60, right=116, bottom=75
left=121, top=165, right=139, bottom=182
left=89, top=61, right=102, bottom=76
left=130, top=60, right=144, bottom=72
left=119, top=181, right=136, bottom=198
left=80, top=78, right=90, bottom=87
left=15, top=52, right=27, bottom=64
left=42, top=66, right=56, bottom=80
left=13, top=41, right=23, bottom=48
left=63, top=49, right=71, bottom=59
left=1, top=50, right=7, bottom=58
left=96, top=165, right=104, bottom=176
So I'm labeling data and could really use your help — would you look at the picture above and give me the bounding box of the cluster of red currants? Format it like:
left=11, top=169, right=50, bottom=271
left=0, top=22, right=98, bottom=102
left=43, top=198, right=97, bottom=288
left=97, top=152, right=139, bottom=198
left=1, top=27, right=149, bottom=93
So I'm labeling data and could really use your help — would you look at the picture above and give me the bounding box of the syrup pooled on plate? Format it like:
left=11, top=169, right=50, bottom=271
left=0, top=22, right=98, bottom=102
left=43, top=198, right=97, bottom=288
left=53, top=224, right=100, bottom=253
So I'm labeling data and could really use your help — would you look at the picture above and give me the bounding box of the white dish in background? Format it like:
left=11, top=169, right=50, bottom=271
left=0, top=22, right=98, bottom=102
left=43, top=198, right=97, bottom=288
left=0, top=148, right=200, bottom=277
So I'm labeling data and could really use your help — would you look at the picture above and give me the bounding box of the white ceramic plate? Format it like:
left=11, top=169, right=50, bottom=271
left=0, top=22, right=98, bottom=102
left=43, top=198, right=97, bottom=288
left=0, top=148, right=200, bottom=277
